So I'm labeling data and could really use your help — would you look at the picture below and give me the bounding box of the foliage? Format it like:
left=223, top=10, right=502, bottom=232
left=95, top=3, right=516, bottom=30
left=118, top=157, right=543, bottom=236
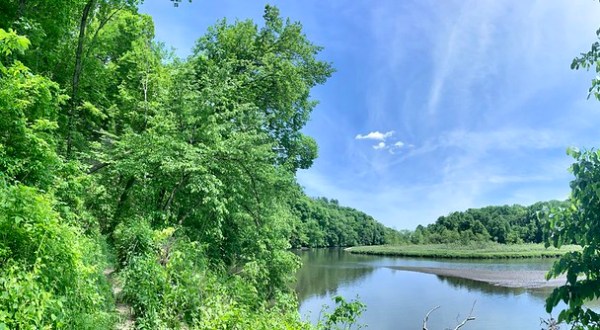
left=290, top=196, right=398, bottom=248
left=348, top=243, right=581, bottom=259
left=571, top=27, right=600, bottom=101
left=0, top=4, right=371, bottom=329
left=411, top=201, right=567, bottom=245
left=0, top=28, right=64, bottom=190
left=545, top=148, right=600, bottom=328
left=192, top=5, right=334, bottom=171
left=120, top=232, right=206, bottom=328
left=543, top=12, right=600, bottom=328
left=317, top=296, right=366, bottom=330
left=0, top=28, right=30, bottom=56
left=0, top=183, right=115, bottom=329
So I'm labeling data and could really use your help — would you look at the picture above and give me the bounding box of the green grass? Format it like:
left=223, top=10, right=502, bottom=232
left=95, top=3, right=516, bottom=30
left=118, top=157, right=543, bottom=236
left=346, top=243, right=581, bottom=259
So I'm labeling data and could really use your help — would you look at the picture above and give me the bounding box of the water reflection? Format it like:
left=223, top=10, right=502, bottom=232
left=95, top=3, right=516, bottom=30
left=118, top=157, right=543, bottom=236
left=295, top=249, right=556, bottom=304
left=294, top=249, right=375, bottom=302
left=434, top=274, right=550, bottom=300
left=296, top=249, right=562, bottom=329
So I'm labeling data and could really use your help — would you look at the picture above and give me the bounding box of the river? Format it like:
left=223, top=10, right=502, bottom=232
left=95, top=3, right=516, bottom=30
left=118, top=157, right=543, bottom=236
left=295, top=248, right=564, bottom=329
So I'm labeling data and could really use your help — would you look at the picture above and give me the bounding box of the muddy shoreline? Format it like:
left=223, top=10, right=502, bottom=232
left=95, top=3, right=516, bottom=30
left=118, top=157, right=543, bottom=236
left=386, top=266, right=567, bottom=289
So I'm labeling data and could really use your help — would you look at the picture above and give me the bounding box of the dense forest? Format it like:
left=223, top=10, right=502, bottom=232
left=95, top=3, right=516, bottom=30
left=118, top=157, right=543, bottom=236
left=0, top=2, right=371, bottom=329
left=409, top=201, right=568, bottom=245
left=290, top=196, right=403, bottom=248
left=290, top=198, right=572, bottom=249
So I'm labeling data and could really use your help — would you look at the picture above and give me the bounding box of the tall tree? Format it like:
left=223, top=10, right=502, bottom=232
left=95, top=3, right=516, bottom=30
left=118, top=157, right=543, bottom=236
left=545, top=25, right=600, bottom=329
left=192, top=5, right=334, bottom=171
left=545, top=148, right=600, bottom=328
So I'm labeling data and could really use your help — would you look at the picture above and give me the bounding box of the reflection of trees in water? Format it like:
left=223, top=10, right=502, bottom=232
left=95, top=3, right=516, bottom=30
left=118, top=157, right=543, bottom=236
left=294, top=249, right=376, bottom=303
left=435, top=275, right=551, bottom=301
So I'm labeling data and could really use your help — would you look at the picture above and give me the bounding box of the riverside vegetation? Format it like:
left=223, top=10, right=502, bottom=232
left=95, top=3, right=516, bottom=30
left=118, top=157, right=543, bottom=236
left=347, top=243, right=581, bottom=259
left=4, top=1, right=600, bottom=329
left=0, top=2, right=373, bottom=329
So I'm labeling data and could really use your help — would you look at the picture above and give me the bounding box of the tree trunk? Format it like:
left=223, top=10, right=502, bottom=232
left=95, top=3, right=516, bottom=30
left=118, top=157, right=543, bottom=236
left=66, top=0, right=96, bottom=157
left=111, top=176, right=136, bottom=231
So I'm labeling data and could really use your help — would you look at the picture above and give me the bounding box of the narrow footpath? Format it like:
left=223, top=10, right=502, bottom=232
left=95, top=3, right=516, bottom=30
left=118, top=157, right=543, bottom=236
left=103, top=268, right=134, bottom=330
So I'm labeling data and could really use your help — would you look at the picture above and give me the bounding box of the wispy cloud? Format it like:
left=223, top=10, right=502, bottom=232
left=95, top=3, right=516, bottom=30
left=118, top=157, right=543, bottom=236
left=373, top=142, right=386, bottom=150
left=426, top=1, right=504, bottom=117
left=355, top=130, right=394, bottom=140
left=311, top=0, right=599, bottom=228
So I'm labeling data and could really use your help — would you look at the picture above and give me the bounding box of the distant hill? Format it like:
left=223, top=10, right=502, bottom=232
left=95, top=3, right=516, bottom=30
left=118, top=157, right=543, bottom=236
left=411, top=200, right=569, bottom=244
left=289, top=196, right=406, bottom=248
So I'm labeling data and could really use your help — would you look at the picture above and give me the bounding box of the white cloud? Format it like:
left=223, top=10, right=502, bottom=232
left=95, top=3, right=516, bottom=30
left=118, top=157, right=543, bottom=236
left=373, top=142, right=386, bottom=150
left=355, top=130, right=394, bottom=140
left=356, top=131, right=408, bottom=152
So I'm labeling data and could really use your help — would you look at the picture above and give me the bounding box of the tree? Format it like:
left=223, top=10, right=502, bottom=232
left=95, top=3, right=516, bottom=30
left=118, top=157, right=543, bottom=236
left=192, top=5, right=334, bottom=171
left=1, top=3, right=363, bottom=328
left=0, top=28, right=62, bottom=190
left=543, top=18, right=600, bottom=328
left=288, top=195, right=393, bottom=248
left=0, top=28, right=115, bottom=329
left=545, top=148, right=600, bottom=328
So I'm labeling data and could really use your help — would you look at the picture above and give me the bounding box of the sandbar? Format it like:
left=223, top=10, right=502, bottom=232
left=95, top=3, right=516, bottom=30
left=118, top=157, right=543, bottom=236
left=386, top=266, right=567, bottom=289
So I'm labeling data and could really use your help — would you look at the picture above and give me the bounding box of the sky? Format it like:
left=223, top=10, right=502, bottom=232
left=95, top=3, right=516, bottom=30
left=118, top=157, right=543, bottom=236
left=141, top=0, right=600, bottom=230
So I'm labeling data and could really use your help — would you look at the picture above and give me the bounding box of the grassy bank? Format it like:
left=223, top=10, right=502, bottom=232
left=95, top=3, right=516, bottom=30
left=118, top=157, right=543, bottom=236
left=346, top=243, right=581, bottom=259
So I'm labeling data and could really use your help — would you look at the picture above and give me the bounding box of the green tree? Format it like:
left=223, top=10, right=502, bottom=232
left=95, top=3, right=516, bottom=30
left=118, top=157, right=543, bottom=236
left=0, top=28, right=115, bottom=329
left=0, top=3, right=369, bottom=328
left=289, top=196, right=394, bottom=248
left=0, top=28, right=63, bottom=190
left=192, top=5, right=334, bottom=171
left=543, top=21, right=600, bottom=328
left=545, top=148, right=600, bottom=328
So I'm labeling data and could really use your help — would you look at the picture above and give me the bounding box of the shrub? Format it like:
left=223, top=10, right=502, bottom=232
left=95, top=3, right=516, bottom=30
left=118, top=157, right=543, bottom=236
left=0, top=183, right=115, bottom=329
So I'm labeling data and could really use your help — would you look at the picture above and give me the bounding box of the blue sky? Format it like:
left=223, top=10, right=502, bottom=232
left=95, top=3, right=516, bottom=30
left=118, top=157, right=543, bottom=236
left=141, top=0, right=600, bottom=230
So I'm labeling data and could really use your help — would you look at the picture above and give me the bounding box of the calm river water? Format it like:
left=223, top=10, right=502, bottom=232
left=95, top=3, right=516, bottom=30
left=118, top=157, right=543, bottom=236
left=295, top=249, right=562, bottom=329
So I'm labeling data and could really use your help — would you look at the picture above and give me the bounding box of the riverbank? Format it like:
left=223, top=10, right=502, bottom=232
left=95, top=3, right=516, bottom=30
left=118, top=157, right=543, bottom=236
left=346, top=243, right=581, bottom=259
left=386, top=265, right=565, bottom=288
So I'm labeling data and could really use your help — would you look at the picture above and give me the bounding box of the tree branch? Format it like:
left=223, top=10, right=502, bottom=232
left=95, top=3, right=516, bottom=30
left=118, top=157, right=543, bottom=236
left=87, top=161, right=111, bottom=174
left=84, top=5, right=125, bottom=60
left=453, top=300, right=476, bottom=330
left=422, top=306, right=440, bottom=330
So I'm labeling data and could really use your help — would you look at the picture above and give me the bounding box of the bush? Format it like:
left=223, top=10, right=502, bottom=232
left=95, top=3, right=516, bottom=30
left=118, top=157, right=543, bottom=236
left=0, top=183, right=115, bottom=329
left=113, top=217, right=158, bottom=268
left=119, top=224, right=207, bottom=328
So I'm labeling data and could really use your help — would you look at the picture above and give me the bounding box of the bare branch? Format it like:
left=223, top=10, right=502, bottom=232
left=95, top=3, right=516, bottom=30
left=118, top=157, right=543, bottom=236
left=453, top=300, right=477, bottom=330
left=540, top=315, right=561, bottom=330
left=422, top=306, right=440, bottom=330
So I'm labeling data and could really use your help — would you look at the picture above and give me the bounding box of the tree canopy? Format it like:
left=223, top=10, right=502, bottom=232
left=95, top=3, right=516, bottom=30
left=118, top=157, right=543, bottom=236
left=404, top=201, right=567, bottom=245
left=289, top=196, right=402, bottom=248
left=0, top=3, right=370, bottom=328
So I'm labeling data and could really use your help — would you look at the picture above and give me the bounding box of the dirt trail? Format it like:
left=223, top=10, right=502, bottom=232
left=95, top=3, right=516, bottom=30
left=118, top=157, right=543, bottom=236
left=103, top=268, right=134, bottom=330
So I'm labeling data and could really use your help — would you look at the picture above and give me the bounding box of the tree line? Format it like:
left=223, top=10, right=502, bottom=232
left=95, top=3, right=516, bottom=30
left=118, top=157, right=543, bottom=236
left=408, top=201, right=568, bottom=245
left=289, top=196, right=403, bottom=248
